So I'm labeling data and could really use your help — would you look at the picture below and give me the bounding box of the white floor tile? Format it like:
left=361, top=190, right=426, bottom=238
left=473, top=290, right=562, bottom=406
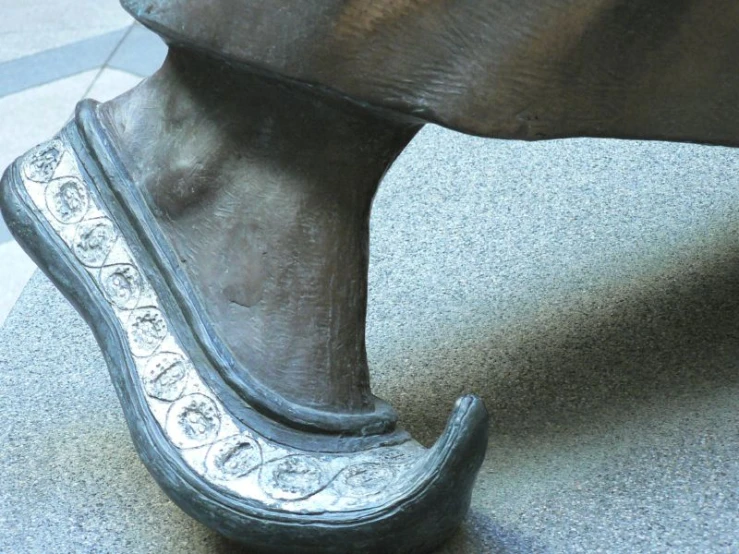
left=0, top=1, right=132, bottom=63
left=0, top=68, right=143, bottom=324
left=0, top=70, right=99, bottom=171
left=85, top=68, right=143, bottom=103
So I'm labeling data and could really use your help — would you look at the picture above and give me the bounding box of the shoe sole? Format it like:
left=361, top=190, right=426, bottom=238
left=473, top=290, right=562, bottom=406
left=0, top=117, right=489, bottom=554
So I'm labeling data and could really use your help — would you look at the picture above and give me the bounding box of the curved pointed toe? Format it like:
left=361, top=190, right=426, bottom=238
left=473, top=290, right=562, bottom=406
left=1, top=113, right=489, bottom=553
left=158, top=392, right=489, bottom=554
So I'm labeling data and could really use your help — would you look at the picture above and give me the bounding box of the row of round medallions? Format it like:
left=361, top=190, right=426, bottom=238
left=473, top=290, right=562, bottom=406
left=22, top=139, right=408, bottom=505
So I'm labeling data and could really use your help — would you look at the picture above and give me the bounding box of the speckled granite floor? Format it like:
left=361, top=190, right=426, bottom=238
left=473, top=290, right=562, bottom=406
left=1, top=124, right=737, bottom=553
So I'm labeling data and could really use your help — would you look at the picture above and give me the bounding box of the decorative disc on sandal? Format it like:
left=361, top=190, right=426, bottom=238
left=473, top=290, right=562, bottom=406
left=0, top=105, right=489, bottom=554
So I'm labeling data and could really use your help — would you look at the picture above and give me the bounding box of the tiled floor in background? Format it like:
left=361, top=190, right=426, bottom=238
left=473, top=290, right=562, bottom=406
left=0, top=0, right=132, bottom=63
left=0, top=1, right=166, bottom=326
left=2, top=4, right=739, bottom=553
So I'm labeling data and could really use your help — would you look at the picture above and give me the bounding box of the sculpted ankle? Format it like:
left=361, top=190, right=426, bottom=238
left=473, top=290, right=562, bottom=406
left=99, top=49, right=421, bottom=431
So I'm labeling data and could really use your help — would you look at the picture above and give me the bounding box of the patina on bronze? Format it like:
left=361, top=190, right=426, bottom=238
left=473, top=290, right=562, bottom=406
left=126, top=0, right=739, bottom=146
left=2, top=0, right=738, bottom=552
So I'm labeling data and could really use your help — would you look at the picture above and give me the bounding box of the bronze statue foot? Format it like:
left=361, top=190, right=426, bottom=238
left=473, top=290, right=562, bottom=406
left=0, top=48, right=488, bottom=554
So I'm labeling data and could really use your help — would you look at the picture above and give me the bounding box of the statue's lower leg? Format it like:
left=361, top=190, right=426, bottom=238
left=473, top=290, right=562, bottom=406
left=101, top=48, right=413, bottom=434
left=0, top=47, right=488, bottom=553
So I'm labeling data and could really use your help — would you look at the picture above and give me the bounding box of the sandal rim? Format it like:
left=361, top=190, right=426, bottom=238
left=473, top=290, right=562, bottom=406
left=76, top=99, right=400, bottom=437
left=0, top=124, right=489, bottom=553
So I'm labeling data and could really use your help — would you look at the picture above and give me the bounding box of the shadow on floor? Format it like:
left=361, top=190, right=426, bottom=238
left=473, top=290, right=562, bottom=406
left=209, top=510, right=545, bottom=554
left=385, top=228, right=739, bottom=445
left=207, top=234, right=739, bottom=554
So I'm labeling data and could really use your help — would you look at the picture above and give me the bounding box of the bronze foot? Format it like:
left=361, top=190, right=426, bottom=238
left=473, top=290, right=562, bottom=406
left=0, top=48, right=488, bottom=554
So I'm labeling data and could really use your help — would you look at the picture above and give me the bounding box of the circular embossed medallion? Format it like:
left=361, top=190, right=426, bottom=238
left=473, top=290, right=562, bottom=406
left=375, top=448, right=415, bottom=465
left=24, top=140, right=63, bottom=183
left=100, top=264, right=142, bottom=310
left=45, top=177, right=89, bottom=224
left=73, top=218, right=117, bottom=267
left=260, top=455, right=327, bottom=501
left=334, top=462, right=396, bottom=498
left=127, top=307, right=167, bottom=357
left=143, top=352, right=190, bottom=401
left=166, top=394, right=221, bottom=449
left=205, top=434, right=262, bottom=480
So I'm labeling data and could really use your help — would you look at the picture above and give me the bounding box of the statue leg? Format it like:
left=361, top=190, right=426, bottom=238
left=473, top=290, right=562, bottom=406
left=0, top=46, right=488, bottom=553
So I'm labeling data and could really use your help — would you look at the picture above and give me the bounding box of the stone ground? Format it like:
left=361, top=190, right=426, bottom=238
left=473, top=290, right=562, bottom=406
left=1, top=2, right=738, bottom=553
left=0, top=0, right=164, bottom=326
